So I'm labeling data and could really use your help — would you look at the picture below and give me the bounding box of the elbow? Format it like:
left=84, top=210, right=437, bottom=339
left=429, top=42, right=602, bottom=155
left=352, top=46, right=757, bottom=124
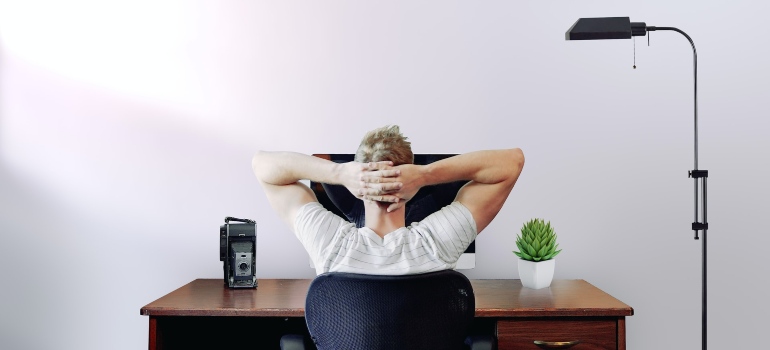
left=505, top=148, right=524, bottom=183
left=252, top=151, right=268, bottom=180
left=509, top=148, right=525, bottom=171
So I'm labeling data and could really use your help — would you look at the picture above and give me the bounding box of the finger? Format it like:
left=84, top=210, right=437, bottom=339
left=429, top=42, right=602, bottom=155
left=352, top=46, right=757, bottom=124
left=358, top=187, right=385, bottom=196
left=358, top=188, right=378, bottom=196
left=358, top=185, right=400, bottom=196
left=363, top=194, right=400, bottom=203
left=387, top=201, right=406, bottom=213
left=363, top=194, right=383, bottom=201
left=360, top=175, right=399, bottom=183
left=360, top=182, right=402, bottom=194
left=366, top=161, right=394, bottom=171
left=378, top=182, right=403, bottom=193
left=370, top=169, right=400, bottom=178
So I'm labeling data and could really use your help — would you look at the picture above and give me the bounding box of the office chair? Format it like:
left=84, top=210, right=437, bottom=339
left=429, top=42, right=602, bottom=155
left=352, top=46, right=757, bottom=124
left=280, top=270, right=495, bottom=350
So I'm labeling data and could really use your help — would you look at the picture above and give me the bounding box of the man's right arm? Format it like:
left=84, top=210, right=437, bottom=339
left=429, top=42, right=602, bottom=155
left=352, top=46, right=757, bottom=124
left=364, top=149, right=524, bottom=233
left=453, top=149, right=524, bottom=233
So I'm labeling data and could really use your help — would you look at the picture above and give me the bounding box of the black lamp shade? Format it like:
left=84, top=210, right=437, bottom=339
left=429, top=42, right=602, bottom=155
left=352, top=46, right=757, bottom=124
left=566, top=17, right=647, bottom=40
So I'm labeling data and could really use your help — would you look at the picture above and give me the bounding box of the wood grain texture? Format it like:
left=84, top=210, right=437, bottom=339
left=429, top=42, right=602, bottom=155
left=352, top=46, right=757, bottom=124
left=140, top=279, right=633, bottom=318
left=148, top=317, right=160, bottom=350
left=497, top=318, right=618, bottom=350
left=617, top=317, right=626, bottom=350
left=141, top=279, right=633, bottom=349
left=140, top=279, right=310, bottom=317
left=471, top=279, right=633, bottom=317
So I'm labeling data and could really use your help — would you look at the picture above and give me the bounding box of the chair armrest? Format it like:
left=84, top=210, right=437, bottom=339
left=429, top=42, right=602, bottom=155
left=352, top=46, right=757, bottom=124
left=280, top=334, right=306, bottom=350
left=465, top=335, right=496, bottom=350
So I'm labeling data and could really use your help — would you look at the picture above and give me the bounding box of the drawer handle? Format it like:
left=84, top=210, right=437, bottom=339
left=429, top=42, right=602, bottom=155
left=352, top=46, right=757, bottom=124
left=533, top=340, right=581, bottom=349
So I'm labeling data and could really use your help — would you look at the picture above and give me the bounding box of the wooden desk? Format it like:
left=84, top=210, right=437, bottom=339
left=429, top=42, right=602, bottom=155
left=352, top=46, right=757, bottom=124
left=141, top=279, right=633, bottom=350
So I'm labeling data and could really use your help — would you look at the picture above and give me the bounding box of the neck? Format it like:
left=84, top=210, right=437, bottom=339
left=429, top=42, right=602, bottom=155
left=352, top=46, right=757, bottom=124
left=364, top=201, right=406, bottom=238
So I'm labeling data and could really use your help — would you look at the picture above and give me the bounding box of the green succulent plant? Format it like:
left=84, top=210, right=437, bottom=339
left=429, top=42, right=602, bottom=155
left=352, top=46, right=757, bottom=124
left=513, top=218, right=562, bottom=262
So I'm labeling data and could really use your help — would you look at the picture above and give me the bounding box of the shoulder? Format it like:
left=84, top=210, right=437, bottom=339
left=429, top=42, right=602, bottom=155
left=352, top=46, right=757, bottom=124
left=294, top=202, right=357, bottom=264
left=296, top=201, right=326, bottom=218
left=404, top=202, right=477, bottom=266
left=295, top=203, right=346, bottom=237
left=417, top=202, right=476, bottom=231
left=295, top=202, right=347, bottom=231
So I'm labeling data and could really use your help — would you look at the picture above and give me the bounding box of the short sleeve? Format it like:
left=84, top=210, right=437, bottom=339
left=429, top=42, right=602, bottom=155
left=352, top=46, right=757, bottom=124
left=294, top=202, right=353, bottom=267
left=410, top=202, right=477, bottom=264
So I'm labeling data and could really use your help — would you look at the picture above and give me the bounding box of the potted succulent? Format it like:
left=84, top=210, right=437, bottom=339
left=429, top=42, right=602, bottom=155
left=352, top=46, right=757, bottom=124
left=513, top=218, right=562, bottom=289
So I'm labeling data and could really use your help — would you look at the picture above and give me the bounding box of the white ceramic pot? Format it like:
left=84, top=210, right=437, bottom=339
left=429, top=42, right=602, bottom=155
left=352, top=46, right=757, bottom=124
left=518, top=258, right=555, bottom=289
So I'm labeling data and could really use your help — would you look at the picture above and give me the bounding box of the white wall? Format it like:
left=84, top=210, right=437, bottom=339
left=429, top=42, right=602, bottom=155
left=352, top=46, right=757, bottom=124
left=1, top=1, right=768, bottom=349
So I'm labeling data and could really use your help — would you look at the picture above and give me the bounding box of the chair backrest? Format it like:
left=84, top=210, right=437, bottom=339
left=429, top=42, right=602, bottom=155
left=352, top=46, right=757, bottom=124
left=304, top=270, right=475, bottom=350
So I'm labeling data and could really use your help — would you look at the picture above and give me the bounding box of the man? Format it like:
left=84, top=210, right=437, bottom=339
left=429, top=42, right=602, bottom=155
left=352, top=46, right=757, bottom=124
left=252, top=125, right=524, bottom=275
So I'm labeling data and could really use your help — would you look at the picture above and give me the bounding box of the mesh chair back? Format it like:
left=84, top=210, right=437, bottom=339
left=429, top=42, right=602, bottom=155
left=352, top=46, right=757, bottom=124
left=305, top=270, right=475, bottom=350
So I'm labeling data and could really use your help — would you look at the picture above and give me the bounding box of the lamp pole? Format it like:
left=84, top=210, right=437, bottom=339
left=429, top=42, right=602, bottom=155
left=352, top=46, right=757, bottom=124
left=649, top=26, right=708, bottom=350
left=650, top=26, right=708, bottom=350
left=566, top=18, right=709, bottom=350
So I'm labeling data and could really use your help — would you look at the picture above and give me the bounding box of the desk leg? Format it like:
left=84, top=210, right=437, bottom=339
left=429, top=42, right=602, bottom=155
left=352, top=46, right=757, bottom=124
left=149, top=316, right=163, bottom=350
left=618, top=317, right=626, bottom=350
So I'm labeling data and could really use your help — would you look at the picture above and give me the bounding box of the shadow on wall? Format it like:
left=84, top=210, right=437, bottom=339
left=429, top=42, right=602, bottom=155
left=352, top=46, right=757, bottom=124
left=0, top=164, right=78, bottom=349
left=0, top=55, right=263, bottom=348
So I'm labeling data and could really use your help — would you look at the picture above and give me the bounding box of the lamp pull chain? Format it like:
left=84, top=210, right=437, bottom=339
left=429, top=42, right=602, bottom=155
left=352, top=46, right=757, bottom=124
left=633, top=32, right=652, bottom=69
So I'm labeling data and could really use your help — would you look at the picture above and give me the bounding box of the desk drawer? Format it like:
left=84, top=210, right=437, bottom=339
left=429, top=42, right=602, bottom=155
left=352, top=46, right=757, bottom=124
left=497, top=318, right=618, bottom=350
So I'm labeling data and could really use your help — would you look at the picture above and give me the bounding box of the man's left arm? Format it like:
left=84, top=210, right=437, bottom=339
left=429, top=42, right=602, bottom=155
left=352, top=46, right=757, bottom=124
left=252, top=151, right=400, bottom=230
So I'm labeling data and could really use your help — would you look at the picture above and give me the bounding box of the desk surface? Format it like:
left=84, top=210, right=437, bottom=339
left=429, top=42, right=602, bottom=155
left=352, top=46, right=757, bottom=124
left=141, top=279, right=633, bottom=318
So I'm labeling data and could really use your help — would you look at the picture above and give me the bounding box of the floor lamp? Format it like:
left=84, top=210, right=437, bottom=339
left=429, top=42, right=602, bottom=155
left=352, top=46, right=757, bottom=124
left=566, top=17, right=709, bottom=350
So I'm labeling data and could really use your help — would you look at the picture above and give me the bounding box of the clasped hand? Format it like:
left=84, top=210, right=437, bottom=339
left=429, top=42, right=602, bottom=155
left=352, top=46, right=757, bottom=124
left=342, top=161, right=422, bottom=212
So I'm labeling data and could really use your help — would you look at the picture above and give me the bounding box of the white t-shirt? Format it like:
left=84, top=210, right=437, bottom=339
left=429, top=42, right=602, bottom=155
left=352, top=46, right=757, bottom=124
left=294, top=201, right=477, bottom=275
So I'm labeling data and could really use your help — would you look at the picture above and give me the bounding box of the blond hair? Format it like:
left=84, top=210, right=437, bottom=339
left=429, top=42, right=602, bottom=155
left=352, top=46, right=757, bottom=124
left=355, top=125, right=414, bottom=166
